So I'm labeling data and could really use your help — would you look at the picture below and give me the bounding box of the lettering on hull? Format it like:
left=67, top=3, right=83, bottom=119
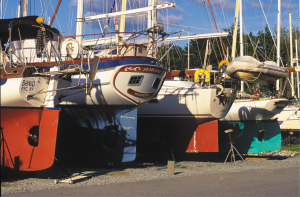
left=127, top=88, right=155, bottom=98
left=121, top=65, right=165, bottom=76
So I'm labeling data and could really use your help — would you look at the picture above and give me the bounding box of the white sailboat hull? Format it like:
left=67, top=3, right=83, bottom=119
left=221, top=98, right=289, bottom=121
left=138, top=80, right=236, bottom=119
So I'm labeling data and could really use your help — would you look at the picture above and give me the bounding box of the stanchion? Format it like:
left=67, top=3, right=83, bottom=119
left=224, top=129, right=244, bottom=163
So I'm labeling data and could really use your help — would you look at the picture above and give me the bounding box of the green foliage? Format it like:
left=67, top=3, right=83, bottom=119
left=281, top=145, right=300, bottom=153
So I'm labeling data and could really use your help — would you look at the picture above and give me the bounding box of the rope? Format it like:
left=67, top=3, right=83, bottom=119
left=242, top=71, right=262, bottom=82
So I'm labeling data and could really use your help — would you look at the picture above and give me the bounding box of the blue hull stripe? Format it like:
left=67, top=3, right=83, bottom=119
left=66, top=58, right=157, bottom=71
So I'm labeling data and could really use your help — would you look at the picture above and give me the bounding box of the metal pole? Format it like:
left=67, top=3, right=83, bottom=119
left=231, top=0, right=240, bottom=60
left=188, top=28, right=190, bottom=70
left=9, top=27, right=12, bottom=68
left=296, top=39, right=300, bottom=99
left=76, top=0, right=84, bottom=47
left=289, top=12, right=295, bottom=97
left=147, top=0, right=153, bottom=57
left=0, top=0, right=2, bottom=19
left=240, top=0, right=244, bottom=93
left=276, top=0, right=281, bottom=92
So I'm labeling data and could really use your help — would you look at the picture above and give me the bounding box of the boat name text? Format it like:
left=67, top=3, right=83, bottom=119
left=21, top=79, right=36, bottom=93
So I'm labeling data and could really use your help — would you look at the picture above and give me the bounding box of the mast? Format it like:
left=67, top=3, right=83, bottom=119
left=76, top=0, right=84, bottom=47
left=20, top=0, right=28, bottom=17
left=240, top=0, right=244, bottom=93
left=120, top=0, right=127, bottom=36
left=0, top=0, right=3, bottom=19
left=276, top=0, right=281, bottom=92
left=18, top=2, right=21, bottom=17
left=296, top=39, right=299, bottom=99
left=49, top=0, right=62, bottom=26
left=231, top=0, right=240, bottom=60
left=147, top=0, right=154, bottom=57
left=188, top=28, right=190, bottom=69
left=289, top=12, right=295, bottom=97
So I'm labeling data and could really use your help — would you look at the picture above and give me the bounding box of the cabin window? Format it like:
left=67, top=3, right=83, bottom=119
left=152, top=77, right=161, bottom=89
left=138, top=47, right=143, bottom=54
left=128, top=75, right=144, bottom=86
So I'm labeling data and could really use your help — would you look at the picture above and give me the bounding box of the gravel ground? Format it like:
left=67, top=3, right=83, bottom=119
left=1, top=154, right=300, bottom=195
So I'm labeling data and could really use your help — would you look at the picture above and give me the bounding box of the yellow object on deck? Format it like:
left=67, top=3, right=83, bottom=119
left=36, top=17, right=45, bottom=23
left=194, top=69, right=210, bottom=83
left=219, top=60, right=229, bottom=68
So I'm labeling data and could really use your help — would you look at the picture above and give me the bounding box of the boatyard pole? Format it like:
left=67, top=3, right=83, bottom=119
left=276, top=0, right=281, bottom=93
left=240, top=0, right=244, bottom=93
left=289, top=12, right=295, bottom=97
left=296, top=39, right=300, bottom=99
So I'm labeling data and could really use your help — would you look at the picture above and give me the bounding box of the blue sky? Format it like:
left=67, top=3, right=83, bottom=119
left=3, top=0, right=299, bottom=48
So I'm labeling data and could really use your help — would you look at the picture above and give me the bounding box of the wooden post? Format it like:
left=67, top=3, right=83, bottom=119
left=167, top=161, right=174, bottom=175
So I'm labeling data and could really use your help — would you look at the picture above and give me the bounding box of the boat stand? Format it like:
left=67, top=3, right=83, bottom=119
left=224, top=129, right=244, bottom=163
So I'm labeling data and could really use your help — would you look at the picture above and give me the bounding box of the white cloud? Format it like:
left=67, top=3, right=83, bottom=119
left=171, top=5, right=185, bottom=14
left=158, top=12, right=183, bottom=25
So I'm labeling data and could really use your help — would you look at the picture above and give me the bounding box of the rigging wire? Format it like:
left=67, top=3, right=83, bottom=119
left=252, top=0, right=272, bottom=58
left=257, top=0, right=278, bottom=57
left=186, top=0, right=203, bottom=68
left=48, top=0, right=64, bottom=36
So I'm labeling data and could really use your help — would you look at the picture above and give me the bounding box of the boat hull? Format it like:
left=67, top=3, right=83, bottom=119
left=1, top=108, right=60, bottom=171
left=137, top=81, right=236, bottom=119
left=221, top=98, right=289, bottom=121
left=59, top=57, right=166, bottom=106
left=55, top=106, right=137, bottom=166
left=136, top=80, right=236, bottom=158
left=218, top=120, right=281, bottom=154
left=275, top=106, right=300, bottom=131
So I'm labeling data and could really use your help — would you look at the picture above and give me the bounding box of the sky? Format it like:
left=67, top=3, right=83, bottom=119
left=2, top=0, right=299, bottom=48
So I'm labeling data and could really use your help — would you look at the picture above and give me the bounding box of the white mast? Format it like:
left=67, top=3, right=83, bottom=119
left=120, top=0, right=127, bottom=36
left=18, top=2, right=21, bottom=18
left=188, top=28, right=190, bottom=69
left=0, top=0, right=3, bottom=19
left=231, top=0, right=240, bottom=60
left=20, top=0, right=28, bottom=17
left=289, top=12, right=295, bottom=97
left=276, top=0, right=281, bottom=92
left=296, top=39, right=299, bottom=99
left=240, top=0, right=244, bottom=93
left=76, top=0, right=84, bottom=46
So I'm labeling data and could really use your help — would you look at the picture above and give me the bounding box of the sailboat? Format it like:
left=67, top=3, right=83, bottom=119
left=50, top=0, right=178, bottom=165
left=136, top=2, right=237, bottom=157
left=218, top=0, right=289, bottom=155
left=1, top=16, right=70, bottom=171
left=1, top=0, right=174, bottom=170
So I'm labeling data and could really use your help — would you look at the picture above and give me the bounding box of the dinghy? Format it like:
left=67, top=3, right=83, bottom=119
left=226, top=56, right=289, bottom=84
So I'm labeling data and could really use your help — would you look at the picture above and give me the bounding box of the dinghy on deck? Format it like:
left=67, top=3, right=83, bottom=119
left=226, top=56, right=289, bottom=84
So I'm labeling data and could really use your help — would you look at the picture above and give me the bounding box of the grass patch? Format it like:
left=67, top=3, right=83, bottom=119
left=105, top=171, right=129, bottom=176
left=281, top=145, right=300, bottom=153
